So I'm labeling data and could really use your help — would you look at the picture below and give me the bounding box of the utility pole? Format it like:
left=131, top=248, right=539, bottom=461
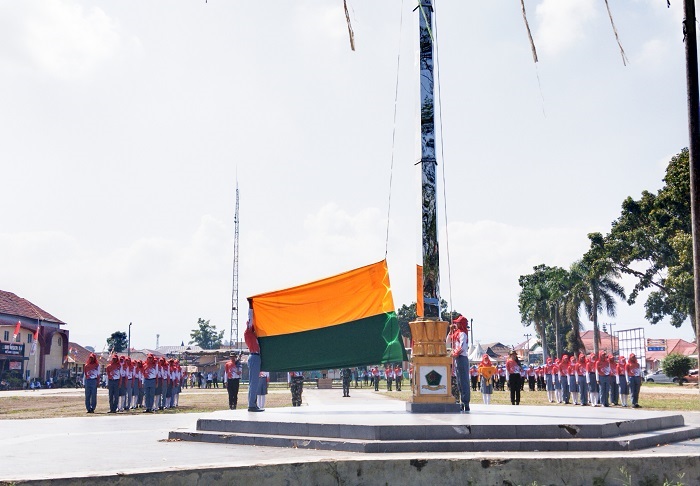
left=128, top=322, right=132, bottom=357
left=608, top=322, right=616, bottom=356
left=524, top=333, right=532, bottom=364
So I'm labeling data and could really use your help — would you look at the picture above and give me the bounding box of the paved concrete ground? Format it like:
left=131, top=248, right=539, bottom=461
left=1, top=388, right=699, bottom=485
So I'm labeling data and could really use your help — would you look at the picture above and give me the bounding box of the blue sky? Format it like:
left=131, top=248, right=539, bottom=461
left=0, top=0, right=696, bottom=351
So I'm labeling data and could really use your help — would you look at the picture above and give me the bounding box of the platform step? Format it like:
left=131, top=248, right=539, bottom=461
left=193, top=414, right=685, bottom=441
left=169, top=424, right=700, bottom=453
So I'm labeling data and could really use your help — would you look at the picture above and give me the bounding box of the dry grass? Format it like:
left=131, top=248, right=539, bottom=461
left=375, top=383, right=700, bottom=411
left=0, top=385, right=294, bottom=420
left=2, top=382, right=698, bottom=419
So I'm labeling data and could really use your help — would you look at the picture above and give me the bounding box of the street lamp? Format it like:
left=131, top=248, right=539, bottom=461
left=128, top=322, right=132, bottom=357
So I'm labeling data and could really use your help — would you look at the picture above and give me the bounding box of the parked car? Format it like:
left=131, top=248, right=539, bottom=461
left=644, top=370, right=677, bottom=383
left=681, top=369, right=698, bottom=384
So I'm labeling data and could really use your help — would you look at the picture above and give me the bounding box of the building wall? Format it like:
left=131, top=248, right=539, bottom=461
left=1, top=324, right=68, bottom=382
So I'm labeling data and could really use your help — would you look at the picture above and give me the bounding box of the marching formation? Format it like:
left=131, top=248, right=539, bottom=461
left=465, top=350, right=644, bottom=409
left=84, top=353, right=184, bottom=414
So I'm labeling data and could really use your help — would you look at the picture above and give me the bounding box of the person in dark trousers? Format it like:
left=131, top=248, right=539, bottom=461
left=106, top=354, right=121, bottom=413
left=450, top=316, right=471, bottom=412
left=290, top=371, right=304, bottom=406
left=506, top=351, right=523, bottom=405
left=225, top=354, right=242, bottom=409
left=83, top=353, right=100, bottom=413
left=341, top=368, right=352, bottom=397
left=244, top=314, right=263, bottom=412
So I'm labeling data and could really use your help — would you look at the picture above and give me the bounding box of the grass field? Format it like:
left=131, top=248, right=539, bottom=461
left=0, top=381, right=698, bottom=419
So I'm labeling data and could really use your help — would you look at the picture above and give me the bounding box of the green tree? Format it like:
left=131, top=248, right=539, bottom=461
left=189, top=318, right=224, bottom=350
left=600, top=149, right=695, bottom=337
left=396, top=299, right=460, bottom=340
left=518, top=265, right=553, bottom=361
left=106, top=331, right=128, bottom=353
left=575, top=242, right=626, bottom=355
left=396, top=303, right=417, bottom=339
left=661, top=353, right=693, bottom=385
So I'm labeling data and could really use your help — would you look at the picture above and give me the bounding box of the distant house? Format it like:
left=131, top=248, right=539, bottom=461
left=481, top=342, right=511, bottom=363
left=0, top=290, right=69, bottom=383
left=580, top=330, right=618, bottom=356
left=66, top=342, right=109, bottom=379
left=646, top=338, right=697, bottom=371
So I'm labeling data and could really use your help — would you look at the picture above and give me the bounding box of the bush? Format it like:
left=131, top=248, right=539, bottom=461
left=661, top=353, right=693, bottom=385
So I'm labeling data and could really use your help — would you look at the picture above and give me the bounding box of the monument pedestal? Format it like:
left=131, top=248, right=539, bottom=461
left=317, top=378, right=333, bottom=389
left=407, top=319, right=460, bottom=413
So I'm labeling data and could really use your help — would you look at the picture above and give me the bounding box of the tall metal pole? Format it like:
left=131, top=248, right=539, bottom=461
left=683, top=0, right=700, bottom=395
left=128, top=322, right=132, bottom=357
left=407, top=0, right=458, bottom=412
left=230, top=184, right=240, bottom=350
left=418, top=0, right=440, bottom=320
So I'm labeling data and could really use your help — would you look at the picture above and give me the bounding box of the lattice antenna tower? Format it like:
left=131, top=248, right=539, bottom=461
left=230, top=183, right=240, bottom=350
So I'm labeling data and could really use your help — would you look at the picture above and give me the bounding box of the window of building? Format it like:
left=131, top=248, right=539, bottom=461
left=3, top=330, right=8, bottom=341
left=15, top=333, right=20, bottom=343
left=28, top=333, right=33, bottom=343
left=58, top=336, right=62, bottom=346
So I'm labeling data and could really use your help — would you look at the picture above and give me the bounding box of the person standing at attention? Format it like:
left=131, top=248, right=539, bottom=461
left=289, top=371, right=304, bottom=406
left=83, top=353, right=100, bottom=413
left=626, top=353, right=643, bottom=408
left=257, top=370, right=269, bottom=409
left=341, top=368, right=352, bottom=397
left=245, top=314, right=263, bottom=412
left=617, top=356, right=629, bottom=407
left=394, top=365, right=403, bottom=391
left=506, top=351, right=523, bottom=405
left=106, top=354, right=121, bottom=414
left=477, top=354, right=497, bottom=404
left=225, top=354, right=242, bottom=409
left=450, top=316, right=470, bottom=412
left=596, top=351, right=612, bottom=407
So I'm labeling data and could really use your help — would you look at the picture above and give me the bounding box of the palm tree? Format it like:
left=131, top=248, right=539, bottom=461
left=561, top=263, right=589, bottom=355
left=570, top=257, right=626, bottom=355
left=518, top=265, right=552, bottom=362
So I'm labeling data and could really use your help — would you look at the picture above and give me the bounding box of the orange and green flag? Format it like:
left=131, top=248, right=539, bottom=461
left=248, top=260, right=407, bottom=372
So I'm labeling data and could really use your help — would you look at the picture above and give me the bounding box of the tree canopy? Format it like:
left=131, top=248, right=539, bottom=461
left=518, top=148, right=697, bottom=356
left=396, top=299, right=462, bottom=340
left=106, top=331, right=128, bottom=353
left=600, top=148, right=694, bottom=331
left=189, top=318, right=224, bottom=350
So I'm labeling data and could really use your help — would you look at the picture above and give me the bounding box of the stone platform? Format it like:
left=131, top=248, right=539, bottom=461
left=169, top=393, right=700, bottom=453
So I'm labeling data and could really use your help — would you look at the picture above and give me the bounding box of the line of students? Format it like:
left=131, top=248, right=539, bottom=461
left=468, top=351, right=643, bottom=409
left=540, top=351, right=643, bottom=408
left=364, top=365, right=404, bottom=391
left=94, top=353, right=183, bottom=414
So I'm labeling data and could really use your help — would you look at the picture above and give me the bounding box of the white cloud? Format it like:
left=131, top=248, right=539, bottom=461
left=535, top=0, right=598, bottom=57
left=0, top=0, right=130, bottom=80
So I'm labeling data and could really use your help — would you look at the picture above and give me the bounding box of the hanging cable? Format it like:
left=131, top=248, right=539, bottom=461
left=385, top=0, right=405, bottom=258
left=604, top=0, right=629, bottom=66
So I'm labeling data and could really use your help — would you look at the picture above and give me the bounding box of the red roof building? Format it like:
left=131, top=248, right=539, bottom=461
left=0, top=290, right=69, bottom=383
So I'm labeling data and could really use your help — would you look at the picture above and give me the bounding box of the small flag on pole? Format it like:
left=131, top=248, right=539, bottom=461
left=30, top=325, right=40, bottom=356
left=12, top=321, right=21, bottom=341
